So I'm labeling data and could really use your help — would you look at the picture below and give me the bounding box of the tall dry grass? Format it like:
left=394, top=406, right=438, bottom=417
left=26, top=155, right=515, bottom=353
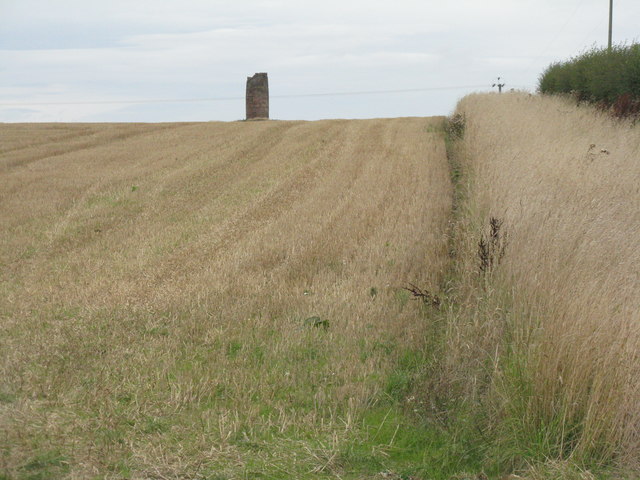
left=0, top=118, right=451, bottom=477
left=447, top=92, right=640, bottom=470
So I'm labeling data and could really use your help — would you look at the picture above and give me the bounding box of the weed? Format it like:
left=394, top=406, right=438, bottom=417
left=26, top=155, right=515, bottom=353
left=140, top=416, right=170, bottom=435
left=403, top=283, right=441, bottom=308
left=0, top=391, right=15, bottom=404
left=303, top=316, right=329, bottom=330
left=478, top=217, right=507, bottom=274
left=226, top=340, right=243, bottom=358
left=446, top=113, right=467, bottom=140
left=19, top=451, right=70, bottom=480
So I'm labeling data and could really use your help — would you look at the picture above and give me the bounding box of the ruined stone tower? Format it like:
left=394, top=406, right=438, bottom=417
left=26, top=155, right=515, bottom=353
left=246, top=73, right=269, bottom=120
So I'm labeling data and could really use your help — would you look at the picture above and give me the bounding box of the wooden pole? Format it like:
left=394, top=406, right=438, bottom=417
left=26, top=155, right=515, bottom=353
left=608, top=0, right=613, bottom=52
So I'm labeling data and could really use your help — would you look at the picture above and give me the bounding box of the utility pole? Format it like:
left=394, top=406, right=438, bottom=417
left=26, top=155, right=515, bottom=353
left=608, top=0, right=613, bottom=52
left=492, top=77, right=506, bottom=93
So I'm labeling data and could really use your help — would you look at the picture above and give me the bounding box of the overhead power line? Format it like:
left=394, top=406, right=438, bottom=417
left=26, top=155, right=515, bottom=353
left=523, top=0, right=588, bottom=74
left=0, top=96, right=244, bottom=107
left=272, top=85, right=488, bottom=98
left=0, top=84, right=489, bottom=107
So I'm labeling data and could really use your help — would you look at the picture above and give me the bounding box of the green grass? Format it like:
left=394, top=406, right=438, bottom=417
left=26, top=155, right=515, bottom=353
left=340, top=407, right=482, bottom=480
left=17, top=451, right=70, bottom=480
left=0, top=309, right=485, bottom=479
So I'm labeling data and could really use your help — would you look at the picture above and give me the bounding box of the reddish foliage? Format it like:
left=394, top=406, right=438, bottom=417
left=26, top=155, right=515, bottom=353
left=612, top=93, right=640, bottom=119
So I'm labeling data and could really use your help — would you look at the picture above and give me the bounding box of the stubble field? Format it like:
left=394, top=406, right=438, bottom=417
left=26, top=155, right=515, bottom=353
left=0, top=118, right=452, bottom=478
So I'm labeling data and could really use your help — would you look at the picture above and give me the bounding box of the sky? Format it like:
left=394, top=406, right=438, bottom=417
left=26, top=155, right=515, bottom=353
left=1, top=0, right=638, bottom=122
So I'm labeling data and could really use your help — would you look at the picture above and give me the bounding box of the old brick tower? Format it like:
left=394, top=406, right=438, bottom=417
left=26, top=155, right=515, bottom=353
left=246, top=73, right=269, bottom=120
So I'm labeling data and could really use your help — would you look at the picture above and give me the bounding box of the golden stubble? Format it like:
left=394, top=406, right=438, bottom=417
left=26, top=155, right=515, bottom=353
left=0, top=117, right=452, bottom=476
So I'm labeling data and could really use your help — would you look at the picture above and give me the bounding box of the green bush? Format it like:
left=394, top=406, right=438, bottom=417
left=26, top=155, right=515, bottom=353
left=538, top=43, right=640, bottom=116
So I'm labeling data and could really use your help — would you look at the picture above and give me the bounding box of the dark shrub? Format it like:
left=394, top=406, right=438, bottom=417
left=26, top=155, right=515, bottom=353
left=538, top=43, right=640, bottom=119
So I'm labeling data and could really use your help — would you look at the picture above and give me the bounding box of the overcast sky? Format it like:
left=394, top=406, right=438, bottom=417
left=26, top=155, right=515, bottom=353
left=1, top=0, right=638, bottom=122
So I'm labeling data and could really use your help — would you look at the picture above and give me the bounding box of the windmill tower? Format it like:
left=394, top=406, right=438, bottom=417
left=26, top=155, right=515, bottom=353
left=246, top=73, right=269, bottom=120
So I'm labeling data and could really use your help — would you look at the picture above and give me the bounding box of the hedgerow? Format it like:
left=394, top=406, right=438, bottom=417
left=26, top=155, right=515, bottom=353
left=538, top=43, right=640, bottom=118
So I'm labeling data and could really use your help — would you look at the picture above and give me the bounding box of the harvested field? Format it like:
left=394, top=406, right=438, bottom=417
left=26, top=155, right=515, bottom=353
left=0, top=118, right=452, bottom=478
